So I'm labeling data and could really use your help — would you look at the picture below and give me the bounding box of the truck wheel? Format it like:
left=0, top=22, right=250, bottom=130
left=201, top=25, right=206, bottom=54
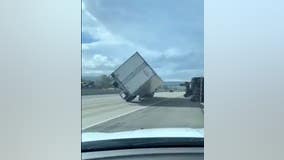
left=190, top=95, right=199, bottom=102
left=126, top=95, right=136, bottom=102
left=147, top=92, right=155, bottom=98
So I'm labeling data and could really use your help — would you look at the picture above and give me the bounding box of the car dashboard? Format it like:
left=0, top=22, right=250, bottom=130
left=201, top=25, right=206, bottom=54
left=82, top=147, right=204, bottom=160
left=82, top=137, right=204, bottom=160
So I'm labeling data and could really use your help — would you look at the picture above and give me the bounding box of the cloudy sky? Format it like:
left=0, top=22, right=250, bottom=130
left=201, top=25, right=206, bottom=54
left=82, top=0, right=203, bottom=81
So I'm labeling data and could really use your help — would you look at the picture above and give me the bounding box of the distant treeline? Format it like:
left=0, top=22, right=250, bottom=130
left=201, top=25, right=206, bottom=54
left=81, top=74, right=186, bottom=92
left=81, top=74, right=113, bottom=89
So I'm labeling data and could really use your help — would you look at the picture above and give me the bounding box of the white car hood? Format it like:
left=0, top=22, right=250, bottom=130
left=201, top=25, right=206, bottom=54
left=82, top=128, right=204, bottom=142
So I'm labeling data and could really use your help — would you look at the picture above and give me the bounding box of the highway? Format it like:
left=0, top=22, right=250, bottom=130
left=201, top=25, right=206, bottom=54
left=82, top=92, right=204, bottom=133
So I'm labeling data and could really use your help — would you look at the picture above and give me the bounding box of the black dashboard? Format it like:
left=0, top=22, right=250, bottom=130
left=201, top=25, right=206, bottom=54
left=82, top=137, right=204, bottom=160
left=82, top=147, right=204, bottom=160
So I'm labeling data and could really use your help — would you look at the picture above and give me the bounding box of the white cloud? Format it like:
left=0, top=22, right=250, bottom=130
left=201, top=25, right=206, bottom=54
left=82, top=54, right=121, bottom=76
left=84, top=54, right=116, bottom=68
left=82, top=7, right=116, bottom=43
left=82, top=0, right=203, bottom=81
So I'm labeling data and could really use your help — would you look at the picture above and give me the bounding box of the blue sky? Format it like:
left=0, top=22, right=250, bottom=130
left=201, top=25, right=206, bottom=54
left=82, top=0, right=203, bottom=81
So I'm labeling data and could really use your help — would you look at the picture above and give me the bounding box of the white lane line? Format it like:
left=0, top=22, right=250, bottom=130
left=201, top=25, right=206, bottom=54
left=82, top=98, right=171, bottom=131
left=82, top=107, right=145, bottom=130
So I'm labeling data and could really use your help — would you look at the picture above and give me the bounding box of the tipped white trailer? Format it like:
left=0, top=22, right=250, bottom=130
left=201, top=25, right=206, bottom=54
left=111, top=52, right=163, bottom=102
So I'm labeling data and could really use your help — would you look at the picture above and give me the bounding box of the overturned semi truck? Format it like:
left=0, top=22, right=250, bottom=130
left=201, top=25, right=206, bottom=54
left=181, top=77, right=204, bottom=102
left=111, top=52, right=163, bottom=102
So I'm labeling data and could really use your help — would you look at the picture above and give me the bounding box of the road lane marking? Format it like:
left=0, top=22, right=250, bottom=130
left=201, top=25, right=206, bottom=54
left=82, top=107, right=145, bottom=130
left=82, top=102, right=135, bottom=118
left=82, top=98, right=172, bottom=131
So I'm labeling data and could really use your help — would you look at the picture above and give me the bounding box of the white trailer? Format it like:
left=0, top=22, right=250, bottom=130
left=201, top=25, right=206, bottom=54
left=111, top=52, right=163, bottom=101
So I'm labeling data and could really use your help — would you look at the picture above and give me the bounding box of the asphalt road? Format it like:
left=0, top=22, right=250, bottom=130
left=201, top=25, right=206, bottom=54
left=82, top=92, right=204, bottom=133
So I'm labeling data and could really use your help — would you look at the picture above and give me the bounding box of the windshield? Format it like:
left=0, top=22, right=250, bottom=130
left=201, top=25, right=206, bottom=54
left=81, top=0, right=204, bottom=144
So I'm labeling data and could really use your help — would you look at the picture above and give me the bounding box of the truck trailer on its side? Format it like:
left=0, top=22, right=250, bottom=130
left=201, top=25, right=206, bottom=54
left=111, top=52, right=163, bottom=102
left=181, top=77, right=204, bottom=102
